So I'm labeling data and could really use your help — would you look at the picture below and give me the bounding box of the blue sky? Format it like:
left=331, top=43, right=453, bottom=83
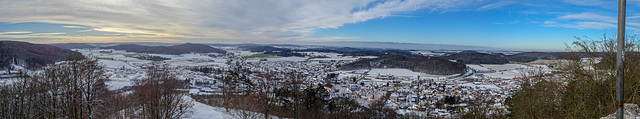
left=0, top=0, right=639, bottom=51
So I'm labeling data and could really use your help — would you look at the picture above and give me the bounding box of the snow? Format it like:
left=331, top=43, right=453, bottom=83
left=98, top=60, right=137, bottom=69
left=410, top=50, right=446, bottom=56
left=105, top=80, right=133, bottom=90
left=0, top=78, right=20, bottom=85
left=185, top=96, right=279, bottom=119
left=167, top=60, right=228, bottom=67
left=482, top=69, right=522, bottom=79
left=187, top=98, right=232, bottom=119
left=368, top=68, right=422, bottom=77
left=467, top=64, right=492, bottom=72
left=246, top=56, right=309, bottom=62
left=236, top=51, right=261, bottom=56
left=476, top=64, right=555, bottom=79
left=481, top=64, right=527, bottom=71
left=151, top=54, right=213, bottom=61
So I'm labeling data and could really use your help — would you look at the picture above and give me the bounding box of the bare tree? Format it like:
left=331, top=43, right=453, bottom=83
left=133, top=62, right=193, bottom=118
left=254, top=73, right=276, bottom=119
left=220, top=70, right=241, bottom=112
left=510, top=34, right=640, bottom=118
left=227, top=95, right=261, bottom=119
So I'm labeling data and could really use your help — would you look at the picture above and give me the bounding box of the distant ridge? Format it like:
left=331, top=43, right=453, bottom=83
left=49, top=43, right=96, bottom=49
left=339, top=55, right=466, bottom=75
left=295, top=41, right=495, bottom=50
left=505, top=52, right=565, bottom=62
left=101, top=43, right=226, bottom=55
left=444, top=50, right=510, bottom=64
left=0, top=41, right=82, bottom=68
left=444, top=51, right=565, bottom=64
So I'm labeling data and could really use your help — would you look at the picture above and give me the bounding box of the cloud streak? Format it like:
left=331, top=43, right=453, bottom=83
left=0, top=31, right=33, bottom=34
left=542, top=12, right=640, bottom=32
left=477, top=1, right=516, bottom=11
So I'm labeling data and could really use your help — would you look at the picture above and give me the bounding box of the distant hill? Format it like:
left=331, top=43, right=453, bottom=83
left=339, top=55, right=466, bottom=75
left=296, top=41, right=495, bottom=50
left=0, top=41, right=82, bottom=68
left=505, top=52, right=565, bottom=62
left=444, top=51, right=566, bottom=64
left=238, top=46, right=285, bottom=52
left=49, top=43, right=96, bottom=49
left=444, top=51, right=509, bottom=64
left=101, top=43, right=226, bottom=55
left=297, top=47, right=413, bottom=56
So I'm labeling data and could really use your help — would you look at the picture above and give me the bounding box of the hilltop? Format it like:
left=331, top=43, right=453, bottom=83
left=339, top=55, right=466, bottom=75
left=0, top=41, right=82, bottom=68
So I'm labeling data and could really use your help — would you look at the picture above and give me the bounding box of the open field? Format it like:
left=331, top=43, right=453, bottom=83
left=241, top=54, right=276, bottom=59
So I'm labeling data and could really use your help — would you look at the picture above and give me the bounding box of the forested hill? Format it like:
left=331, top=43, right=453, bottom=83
left=101, top=43, right=226, bottom=55
left=339, top=55, right=466, bottom=75
left=444, top=51, right=565, bottom=64
left=0, top=41, right=82, bottom=68
left=444, top=51, right=509, bottom=64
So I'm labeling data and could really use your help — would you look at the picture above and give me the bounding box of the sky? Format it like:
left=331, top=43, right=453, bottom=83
left=1, top=0, right=640, bottom=51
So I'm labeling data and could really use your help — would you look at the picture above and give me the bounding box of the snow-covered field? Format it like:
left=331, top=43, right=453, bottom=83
left=105, top=80, right=133, bottom=90
left=472, top=63, right=554, bottom=79
left=482, top=70, right=522, bottom=79
left=368, top=68, right=422, bottom=77
left=481, top=64, right=526, bottom=71
left=246, top=56, right=309, bottom=62
left=98, top=60, right=138, bottom=69
left=467, top=64, right=492, bottom=72
left=410, top=50, right=447, bottom=56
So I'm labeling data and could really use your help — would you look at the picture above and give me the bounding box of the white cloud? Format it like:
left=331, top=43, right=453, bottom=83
left=0, top=0, right=478, bottom=43
left=539, top=12, right=640, bottom=34
left=543, top=21, right=556, bottom=24
left=62, top=26, right=87, bottom=29
left=559, top=13, right=616, bottom=23
left=0, top=31, right=33, bottom=34
left=30, top=33, right=66, bottom=36
left=477, top=1, right=516, bottom=11
left=543, top=21, right=616, bottom=29
left=562, top=0, right=607, bottom=6
left=77, top=29, right=93, bottom=32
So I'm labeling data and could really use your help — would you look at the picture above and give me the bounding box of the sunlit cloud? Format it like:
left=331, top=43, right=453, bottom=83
left=62, top=26, right=87, bottom=29
left=0, top=31, right=33, bottom=35
left=29, top=32, right=66, bottom=36
left=77, top=29, right=93, bottom=32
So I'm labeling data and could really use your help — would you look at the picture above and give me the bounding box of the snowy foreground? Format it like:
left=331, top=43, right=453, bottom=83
left=183, top=96, right=279, bottom=119
left=185, top=96, right=231, bottom=119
